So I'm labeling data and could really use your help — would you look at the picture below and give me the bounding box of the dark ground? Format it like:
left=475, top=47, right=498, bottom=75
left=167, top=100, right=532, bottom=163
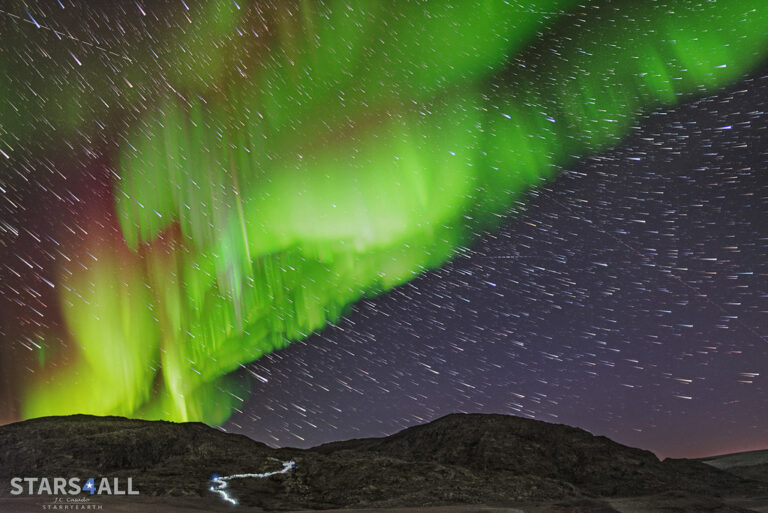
left=0, top=413, right=766, bottom=512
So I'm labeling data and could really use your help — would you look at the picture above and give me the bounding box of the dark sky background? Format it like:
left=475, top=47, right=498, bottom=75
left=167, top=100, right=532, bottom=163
left=225, top=64, right=768, bottom=459
left=0, top=3, right=766, bottom=461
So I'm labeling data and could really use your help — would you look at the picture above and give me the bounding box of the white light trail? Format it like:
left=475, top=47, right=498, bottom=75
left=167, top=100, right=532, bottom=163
left=210, top=459, right=296, bottom=506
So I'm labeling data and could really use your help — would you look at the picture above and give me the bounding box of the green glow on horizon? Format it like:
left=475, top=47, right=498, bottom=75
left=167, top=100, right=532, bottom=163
left=22, top=0, right=768, bottom=423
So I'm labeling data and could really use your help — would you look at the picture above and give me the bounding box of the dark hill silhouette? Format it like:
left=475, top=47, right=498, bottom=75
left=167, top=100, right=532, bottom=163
left=314, top=413, right=751, bottom=497
left=701, top=449, right=768, bottom=485
left=0, top=413, right=764, bottom=512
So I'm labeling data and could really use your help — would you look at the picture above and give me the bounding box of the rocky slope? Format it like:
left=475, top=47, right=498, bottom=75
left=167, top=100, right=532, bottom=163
left=314, top=413, right=753, bottom=497
left=0, top=413, right=765, bottom=512
left=701, top=449, right=768, bottom=485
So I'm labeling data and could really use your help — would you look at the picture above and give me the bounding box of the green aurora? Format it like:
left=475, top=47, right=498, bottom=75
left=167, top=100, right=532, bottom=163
left=20, top=0, right=768, bottom=423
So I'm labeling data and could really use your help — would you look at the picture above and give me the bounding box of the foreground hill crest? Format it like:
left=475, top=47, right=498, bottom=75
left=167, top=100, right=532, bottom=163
left=0, top=413, right=764, bottom=512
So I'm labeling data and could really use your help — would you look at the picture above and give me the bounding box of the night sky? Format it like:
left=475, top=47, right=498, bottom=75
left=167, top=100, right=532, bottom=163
left=0, top=1, right=766, bottom=461
left=227, top=66, right=768, bottom=458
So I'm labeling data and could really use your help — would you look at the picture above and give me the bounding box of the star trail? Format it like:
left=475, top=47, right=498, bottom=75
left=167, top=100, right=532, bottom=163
left=0, top=1, right=766, bottom=459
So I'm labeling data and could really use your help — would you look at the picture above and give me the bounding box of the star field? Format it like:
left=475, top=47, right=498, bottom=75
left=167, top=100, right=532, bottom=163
left=227, top=68, right=768, bottom=458
left=0, top=2, right=765, bottom=459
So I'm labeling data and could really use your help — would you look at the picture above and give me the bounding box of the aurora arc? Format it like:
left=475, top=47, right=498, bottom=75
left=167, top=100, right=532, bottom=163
left=20, top=0, right=768, bottom=424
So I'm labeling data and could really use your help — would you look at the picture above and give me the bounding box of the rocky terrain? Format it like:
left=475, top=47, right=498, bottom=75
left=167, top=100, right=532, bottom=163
left=701, top=449, right=768, bottom=485
left=0, top=413, right=765, bottom=512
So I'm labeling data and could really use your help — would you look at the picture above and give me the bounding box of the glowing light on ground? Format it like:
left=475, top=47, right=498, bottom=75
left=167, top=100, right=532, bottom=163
left=210, top=459, right=296, bottom=506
